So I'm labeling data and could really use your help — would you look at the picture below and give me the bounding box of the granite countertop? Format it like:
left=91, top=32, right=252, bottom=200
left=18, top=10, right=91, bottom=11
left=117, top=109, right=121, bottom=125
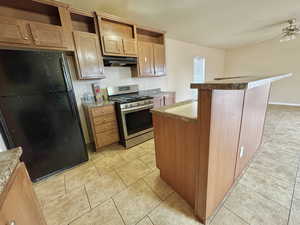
left=0, top=147, right=22, bottom=194
left=151, top=100, right=198, bottom=121
left=190, top=73, right=292, bottom=90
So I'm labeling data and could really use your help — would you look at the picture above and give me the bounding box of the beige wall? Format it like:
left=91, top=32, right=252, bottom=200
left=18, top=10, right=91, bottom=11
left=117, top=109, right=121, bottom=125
left=225, top=38, right=300, bottom=105
left=69, top=38, right=225, bottom=143
left=166, top=39, right=225, bottom=101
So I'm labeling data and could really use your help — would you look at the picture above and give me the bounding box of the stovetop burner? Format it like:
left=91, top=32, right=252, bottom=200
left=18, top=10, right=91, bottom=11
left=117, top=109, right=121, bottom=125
left=109, top=94, right=153, bottom=104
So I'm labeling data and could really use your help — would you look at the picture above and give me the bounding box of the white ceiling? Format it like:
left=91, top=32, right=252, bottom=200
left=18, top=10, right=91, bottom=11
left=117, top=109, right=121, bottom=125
left=60, top=0, right=300, bottom=49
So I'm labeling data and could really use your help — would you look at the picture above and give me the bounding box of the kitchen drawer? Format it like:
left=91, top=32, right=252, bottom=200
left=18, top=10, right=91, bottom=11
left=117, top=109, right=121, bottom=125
left=94, top=122, right=118, bottom=133
left=96, top=129, right=119, bottom=148
left=91, top=105, right=115, bottom=117
left=93, top=113, right=116, bottom=125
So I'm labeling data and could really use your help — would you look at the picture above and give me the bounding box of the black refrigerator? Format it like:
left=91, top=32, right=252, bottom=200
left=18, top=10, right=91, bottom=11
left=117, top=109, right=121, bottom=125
left=0, top=50, right=88, bottom=182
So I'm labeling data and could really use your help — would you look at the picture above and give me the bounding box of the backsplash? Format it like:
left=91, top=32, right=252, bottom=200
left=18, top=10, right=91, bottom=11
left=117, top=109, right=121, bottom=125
left=67, top=56, right=169, bottom=144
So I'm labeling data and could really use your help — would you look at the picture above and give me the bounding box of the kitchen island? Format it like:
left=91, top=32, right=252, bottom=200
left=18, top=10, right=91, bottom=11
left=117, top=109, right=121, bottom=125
left=151, top=73, right=291, bottom=224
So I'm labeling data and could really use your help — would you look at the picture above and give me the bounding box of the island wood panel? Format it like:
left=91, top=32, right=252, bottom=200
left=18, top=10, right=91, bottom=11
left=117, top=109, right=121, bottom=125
left=0, top=163, right=47, bottom=225
left=194, top=89, right=212, bottom=222
left=205, top=90, right=244, bottom=217
left=234, top=83, right=271, bottom=178
left=152, top=114, right=198, bottom=207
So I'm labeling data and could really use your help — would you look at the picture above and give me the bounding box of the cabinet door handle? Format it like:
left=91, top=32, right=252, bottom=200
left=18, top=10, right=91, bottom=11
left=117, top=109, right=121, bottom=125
left=7, top=221, right=16, bottom=225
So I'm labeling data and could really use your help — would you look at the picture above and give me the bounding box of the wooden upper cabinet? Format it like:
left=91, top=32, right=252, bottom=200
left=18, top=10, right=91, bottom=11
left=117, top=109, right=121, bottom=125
left=153, top=43, right=166, bottom=76
left=133, top=27, right=166, bottom=77
left=138, top=41, right=154, bottom=76
left=123, top=38, right=137, bottom=55
left=29, top=22, right=67, bottom=48
left=0, top=163, right=47, bottom=225
left=103, top=36, right=123, bottom=54
left=73, top=31, right=104, bottom=79
left=97, top=13, right=137, bottom=57
left=0, top=16, right=30, bottom=45
left=70, top=9, right=105, bottom=80
left=0, top=1, right=71, bottom=50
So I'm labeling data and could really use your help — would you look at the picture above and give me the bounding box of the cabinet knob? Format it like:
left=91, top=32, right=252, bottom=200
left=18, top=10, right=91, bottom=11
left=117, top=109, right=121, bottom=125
left=7, top=221, right=16, bottom=225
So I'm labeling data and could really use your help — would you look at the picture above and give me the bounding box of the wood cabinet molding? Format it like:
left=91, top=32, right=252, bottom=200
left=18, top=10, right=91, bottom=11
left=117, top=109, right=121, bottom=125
left=33, top=0, right=69, bottom=8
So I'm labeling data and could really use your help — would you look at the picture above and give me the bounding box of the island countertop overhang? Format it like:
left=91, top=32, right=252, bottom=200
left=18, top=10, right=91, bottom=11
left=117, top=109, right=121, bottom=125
left=190, top=73, right=292, bottom=90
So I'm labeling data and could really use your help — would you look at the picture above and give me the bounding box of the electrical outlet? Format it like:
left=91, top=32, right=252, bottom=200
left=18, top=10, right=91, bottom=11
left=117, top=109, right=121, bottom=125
left=240, top=146, right=245, bottom=158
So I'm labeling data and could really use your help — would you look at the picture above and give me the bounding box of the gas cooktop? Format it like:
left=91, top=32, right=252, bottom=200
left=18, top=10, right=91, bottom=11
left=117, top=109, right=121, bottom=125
left=109, top=94, right=153, bottom=104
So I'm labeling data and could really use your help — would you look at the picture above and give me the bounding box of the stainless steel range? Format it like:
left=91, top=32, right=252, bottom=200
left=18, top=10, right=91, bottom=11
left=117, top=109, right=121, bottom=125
left=107, top=85, right=154, bottom=148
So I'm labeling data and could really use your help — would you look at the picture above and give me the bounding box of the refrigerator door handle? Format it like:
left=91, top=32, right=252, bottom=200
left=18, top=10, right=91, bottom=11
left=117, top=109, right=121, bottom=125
left=60, top=56, right=73, bottom=92
left=0, top=107, right=14, bottom=148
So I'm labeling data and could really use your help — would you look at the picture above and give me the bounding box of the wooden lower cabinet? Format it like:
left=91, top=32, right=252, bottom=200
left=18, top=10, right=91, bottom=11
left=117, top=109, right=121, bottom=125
left=0, top=163, right=46, bottom=225
left=85, top=104, right=120, bottom=151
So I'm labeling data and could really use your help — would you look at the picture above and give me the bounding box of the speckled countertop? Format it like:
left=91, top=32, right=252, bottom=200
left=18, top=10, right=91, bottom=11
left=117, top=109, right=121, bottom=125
left=0, top=147, right=22, bottom=194
left=190, top=73, right=292, bottom=90
left=151, top=100, right=197, bottom=121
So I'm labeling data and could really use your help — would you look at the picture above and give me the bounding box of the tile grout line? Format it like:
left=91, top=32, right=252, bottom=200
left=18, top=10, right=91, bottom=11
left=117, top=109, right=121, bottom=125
left=287, top=158, right=300, bottom=225
left=111, top=197, right=127, bottom=225
left=113, top=167, right=129, bottom=187
left=237, top=182, right=291, bottom=211
left=223, top=206, right=251, bottom=225
left=83, top=185, right=92, bottom=210
left=147, top=215, right=155, bottom=225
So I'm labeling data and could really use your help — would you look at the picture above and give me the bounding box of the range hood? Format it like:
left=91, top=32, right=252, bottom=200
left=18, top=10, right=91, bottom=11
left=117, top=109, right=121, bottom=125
left=103, top=56, right=137, bottom=67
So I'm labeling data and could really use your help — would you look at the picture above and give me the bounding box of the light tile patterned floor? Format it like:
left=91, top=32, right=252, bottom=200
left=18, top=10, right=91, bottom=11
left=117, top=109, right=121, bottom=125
left=34, top=105, right=300, bottom=225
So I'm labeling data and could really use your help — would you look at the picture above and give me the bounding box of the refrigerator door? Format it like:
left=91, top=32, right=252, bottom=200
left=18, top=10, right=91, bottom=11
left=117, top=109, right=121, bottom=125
left=0, top=92, right=88, bottom=181
left=0, top=50, right=70, bottom=97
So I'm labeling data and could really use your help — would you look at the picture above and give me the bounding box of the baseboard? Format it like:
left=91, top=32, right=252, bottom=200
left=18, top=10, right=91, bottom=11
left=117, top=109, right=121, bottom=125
left=269, top=102, right=300, bottom=107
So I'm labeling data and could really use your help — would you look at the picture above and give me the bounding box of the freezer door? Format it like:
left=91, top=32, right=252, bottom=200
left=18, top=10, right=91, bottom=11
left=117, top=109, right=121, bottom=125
left=0, top=92, right=88, bottom=181
left=0, top=50, right=69, bottom=96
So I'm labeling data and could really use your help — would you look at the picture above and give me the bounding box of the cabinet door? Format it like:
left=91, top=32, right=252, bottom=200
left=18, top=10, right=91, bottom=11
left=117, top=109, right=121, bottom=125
left=123, top=38, right=137, bottom=56
left=73, top=31, right=104, bottom=79
left=153, top=44, right=166, bottom=76
left=102, top=36, right=123, bottom=55
left=0, top=16, right=30, bottom=45
left=29, top=22, right=67, bottom=48
left=0, top=163, right=46, bottom=225
left=138, top=41, right=154, bottom=76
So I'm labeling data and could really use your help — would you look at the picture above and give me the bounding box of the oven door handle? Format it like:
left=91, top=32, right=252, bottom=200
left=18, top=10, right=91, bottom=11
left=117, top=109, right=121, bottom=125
left=121, top=104, right=154, bottom=113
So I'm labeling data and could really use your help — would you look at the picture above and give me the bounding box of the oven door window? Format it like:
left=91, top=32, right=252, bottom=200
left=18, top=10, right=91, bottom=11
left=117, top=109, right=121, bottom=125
left=124, top=108, right=153, bottom=136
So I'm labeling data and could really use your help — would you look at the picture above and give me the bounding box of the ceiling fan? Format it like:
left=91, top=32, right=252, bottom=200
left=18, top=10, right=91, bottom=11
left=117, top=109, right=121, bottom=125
left=280, top=19, right=300, bottom=42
